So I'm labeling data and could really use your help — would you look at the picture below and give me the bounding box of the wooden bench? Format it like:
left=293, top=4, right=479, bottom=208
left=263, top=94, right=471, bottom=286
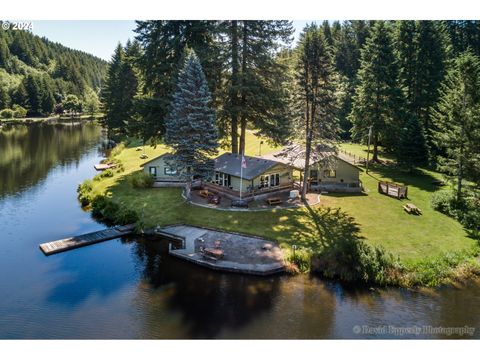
left=266, top=197, right=282, bottom=206
left=404, top=203, right=422, bottom=215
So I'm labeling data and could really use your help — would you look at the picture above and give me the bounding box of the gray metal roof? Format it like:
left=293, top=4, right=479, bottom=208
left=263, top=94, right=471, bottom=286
left=214, top=153, right=283, bottom=180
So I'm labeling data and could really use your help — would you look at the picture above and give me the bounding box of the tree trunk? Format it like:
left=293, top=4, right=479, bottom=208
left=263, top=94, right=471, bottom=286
left=302, top=129, right=313, bottom=201
left=457, top=123, right=465, bottom=203
left=239, top=21, right=248, bottom=155
left=372, top=133, right=379, bottom=162
left=230, top=21, right=239, bottom=154
left=240, top=114, right=246, bottom=155
left=185, top=174, right=192, bottom=201
left=301, top=96, right=312, bottom=201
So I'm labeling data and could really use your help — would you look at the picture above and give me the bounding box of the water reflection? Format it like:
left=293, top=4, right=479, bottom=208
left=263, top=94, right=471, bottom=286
left=0, top=122, right=102, bottom=198
left=130, top=237, right=282, bottom=338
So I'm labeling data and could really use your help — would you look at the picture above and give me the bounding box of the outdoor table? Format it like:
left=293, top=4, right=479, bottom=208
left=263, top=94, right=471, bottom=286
left=203, top=248, right=224, bottom=259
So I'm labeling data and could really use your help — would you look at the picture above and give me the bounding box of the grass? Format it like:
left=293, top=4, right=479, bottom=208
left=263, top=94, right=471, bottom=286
left=331, top=143, right=478, bottom=263
left=80, top=137, right=479, bottom=285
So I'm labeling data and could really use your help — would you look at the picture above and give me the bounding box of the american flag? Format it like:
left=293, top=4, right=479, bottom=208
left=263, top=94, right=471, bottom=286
left=241, top=155, right=247, bottom=168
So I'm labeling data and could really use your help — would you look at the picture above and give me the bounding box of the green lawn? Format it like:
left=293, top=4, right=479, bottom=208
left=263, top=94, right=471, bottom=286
left=86, top=139, right=478, bottom=267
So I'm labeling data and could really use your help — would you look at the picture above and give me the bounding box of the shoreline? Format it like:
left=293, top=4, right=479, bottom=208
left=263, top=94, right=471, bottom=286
left=76, top=141, right=480, bottom=289
left=0, top=114, right=103, bottom=125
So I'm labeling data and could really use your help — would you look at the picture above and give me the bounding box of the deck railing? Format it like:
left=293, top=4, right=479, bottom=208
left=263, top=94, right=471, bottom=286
left=204, top=182, right=294, bottom=199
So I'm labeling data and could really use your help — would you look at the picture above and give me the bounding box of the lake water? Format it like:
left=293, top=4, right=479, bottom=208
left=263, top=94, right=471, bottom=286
left=0, top=122, right=479, bottom=339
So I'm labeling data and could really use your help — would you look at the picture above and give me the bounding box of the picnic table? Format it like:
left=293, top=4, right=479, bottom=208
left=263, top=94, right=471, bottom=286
left=403, top=203, right=422, bottom=215
left=202, top=247, right=224, bottom=260
left=266, top=197, right=282, bottom=206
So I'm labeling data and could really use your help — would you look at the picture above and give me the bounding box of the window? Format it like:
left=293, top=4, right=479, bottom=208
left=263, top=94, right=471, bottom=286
left=310, top=169, right=318, bottom=179
left=213, top=172, right=231, bottom=187
left=324, top=170, right=336, bottom=178
left=260, top=173, right=280, bottom=188
left=149, top=167, right=157, bottom=177
left=164, top=166, right=178, bottom=176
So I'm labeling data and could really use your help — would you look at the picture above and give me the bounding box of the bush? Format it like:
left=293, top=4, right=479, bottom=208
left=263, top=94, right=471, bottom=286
left=114, top=207, right=139, bottom=225
left=0, top=109, right=14, bottom=119
left=91, top=195, right=139, bottom=226
left=431, top=189, right=480, bottom=237
left=313, top=239, right=399, bottom=285
left=431, top=189, right=456, bottom=216
left=12, top=105, right=27, bottom=118
left=93, top=169, right=115, bottom=181
left=130, top=171, right=154, bottom=188
left=77, top=179, right=94, bottom=206
left=285, top=248, right=312, bottom=273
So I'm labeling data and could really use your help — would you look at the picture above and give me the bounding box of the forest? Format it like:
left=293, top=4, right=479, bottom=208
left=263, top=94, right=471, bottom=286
left=0, top=22, right=107, bottom=117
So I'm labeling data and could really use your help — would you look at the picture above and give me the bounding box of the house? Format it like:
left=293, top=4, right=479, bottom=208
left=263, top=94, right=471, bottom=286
left=140, top=153, right=184, bottom=183
left=262, top=145, right=362, bottom=193
left=205, top=152, right=294, bottom=199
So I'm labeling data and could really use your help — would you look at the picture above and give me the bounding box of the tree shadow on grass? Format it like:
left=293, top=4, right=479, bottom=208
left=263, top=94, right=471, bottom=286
left=284, top=204, right=365, bottom=254
left=286, top=204, right=394, bottom=285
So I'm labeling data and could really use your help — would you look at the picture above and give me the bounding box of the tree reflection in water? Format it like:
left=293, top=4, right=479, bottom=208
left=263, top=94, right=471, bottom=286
left=129, top=236, right=281, bottom=338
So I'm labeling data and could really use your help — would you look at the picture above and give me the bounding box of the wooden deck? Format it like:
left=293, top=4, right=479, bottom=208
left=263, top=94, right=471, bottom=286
left=39, top=224, right=135, bottom=256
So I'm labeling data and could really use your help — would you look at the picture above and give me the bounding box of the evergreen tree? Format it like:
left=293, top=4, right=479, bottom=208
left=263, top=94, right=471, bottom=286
left=296, top=24, right=338, bottom=200
left=330, top=21, right=371, bottom=139
left=433, top=51, right=480, bottom=202
left=0, top=36, right=10, bottom=69
left=165, top=51, right=219, bottom=199
left=23, top=75, right=42, bottom=116
left=101, top=43, right=139, bottom=137
left=234, top=21, right=294, bottom=154
left=395, top=20, right=418, bottom=113
left=349, top=21, right=406, bottom=162
left=102, top=44, right=124, bottom=131
left=396, top=116, right=428, bottom=170
left=415, top=21, right=450, bottom=154
left=134, top=21, right=222, bottom=143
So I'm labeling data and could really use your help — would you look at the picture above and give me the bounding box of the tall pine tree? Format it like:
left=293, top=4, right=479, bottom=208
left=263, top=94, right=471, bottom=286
left=433, top=51, right=480, bottom=202
left=165, top=51, right=219, bottom=199
left=349, top=21, right=406, bottom=162
left=134, top=21, right=222, bottom=144
left=296, top=24, right=338, bottom=200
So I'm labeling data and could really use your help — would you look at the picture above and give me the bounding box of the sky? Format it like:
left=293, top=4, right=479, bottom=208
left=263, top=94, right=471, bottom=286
left=31, top=20, right=311, bottom=62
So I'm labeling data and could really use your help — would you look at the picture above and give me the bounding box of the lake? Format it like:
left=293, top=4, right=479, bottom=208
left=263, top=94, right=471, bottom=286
left=0, top=122, right=478, bottom=339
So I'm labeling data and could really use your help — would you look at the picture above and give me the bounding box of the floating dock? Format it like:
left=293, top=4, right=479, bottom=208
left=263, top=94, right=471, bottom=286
left=39, top=224, right=135, bottom=256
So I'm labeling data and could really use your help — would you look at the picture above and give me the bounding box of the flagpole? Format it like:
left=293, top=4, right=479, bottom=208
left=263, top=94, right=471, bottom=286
left=240, top=153, right=243, bottom=200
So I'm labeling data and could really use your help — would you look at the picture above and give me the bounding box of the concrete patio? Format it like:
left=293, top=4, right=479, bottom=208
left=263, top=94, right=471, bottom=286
left=159, top=225, right=286, bottom=276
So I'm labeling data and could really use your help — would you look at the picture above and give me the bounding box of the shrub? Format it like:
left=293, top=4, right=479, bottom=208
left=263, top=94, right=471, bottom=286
left=431, top=189, right=456, bottom=216
left=285, top=248, right=312, bottom=273
left=77, top=179, right=94, bottom=206
left=12, top=105, right=27, bottom=118
left=313, top=239, right=399, bottom=286
left=90, top=195, right=139, bottom=226
left=114, top=207, right=139, bottom=225
left=130, top=171, right=154, bottom=188
left=0, top=109, right=14, bottom=119
left=93, top=169, right=115, bottom=182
